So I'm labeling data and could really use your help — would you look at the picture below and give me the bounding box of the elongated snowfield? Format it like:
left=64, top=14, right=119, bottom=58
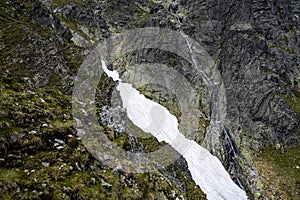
left=101, top=61, right=247, bottom=200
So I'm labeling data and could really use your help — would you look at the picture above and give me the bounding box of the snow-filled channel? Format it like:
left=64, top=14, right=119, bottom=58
left=101, top=61, right=247, bottom=200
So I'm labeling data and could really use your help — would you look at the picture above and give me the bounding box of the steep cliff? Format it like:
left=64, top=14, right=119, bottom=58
left=1, top=0, right=299, bottom=199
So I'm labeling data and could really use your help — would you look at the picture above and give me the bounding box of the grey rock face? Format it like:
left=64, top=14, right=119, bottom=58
left=179, top=0, right=300, bottom=147
left=31, top=0, right=73, bottom=40
left=76, top=0, right=299, bottom=197
left=2, top=0, right=299, bottom=199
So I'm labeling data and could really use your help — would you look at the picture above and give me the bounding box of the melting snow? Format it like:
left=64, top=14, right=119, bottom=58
left=101, top=61, right=247, bottom=200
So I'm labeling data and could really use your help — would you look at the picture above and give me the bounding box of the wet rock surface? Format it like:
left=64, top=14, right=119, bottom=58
left=1, top=0, right=299, bottom=199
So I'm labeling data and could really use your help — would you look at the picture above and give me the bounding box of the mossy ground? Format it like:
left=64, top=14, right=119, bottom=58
left=254, top=145, right=300, bottom=199
left=0, top=1, right=206, bottom=199
left=283, top=90, right=300, bottom=113
left=0, top=74, right=204, bottom=199
left=52, top=0, right=84, bottom=7
left=0, top=0, right=84, bottom=93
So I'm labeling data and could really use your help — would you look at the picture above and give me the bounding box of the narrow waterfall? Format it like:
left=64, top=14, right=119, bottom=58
left=101, top=61, right=247, bottom=200
left=170, top=1, right=247, bottom=193
left=185, top=30, right=247, bottom=194
left=221, top=128, right=246, bottom=191
left=223, top=128, right=238, bottom=158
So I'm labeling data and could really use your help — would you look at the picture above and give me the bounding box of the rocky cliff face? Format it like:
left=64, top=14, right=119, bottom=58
left=1, top=0, right=299, bottom=199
